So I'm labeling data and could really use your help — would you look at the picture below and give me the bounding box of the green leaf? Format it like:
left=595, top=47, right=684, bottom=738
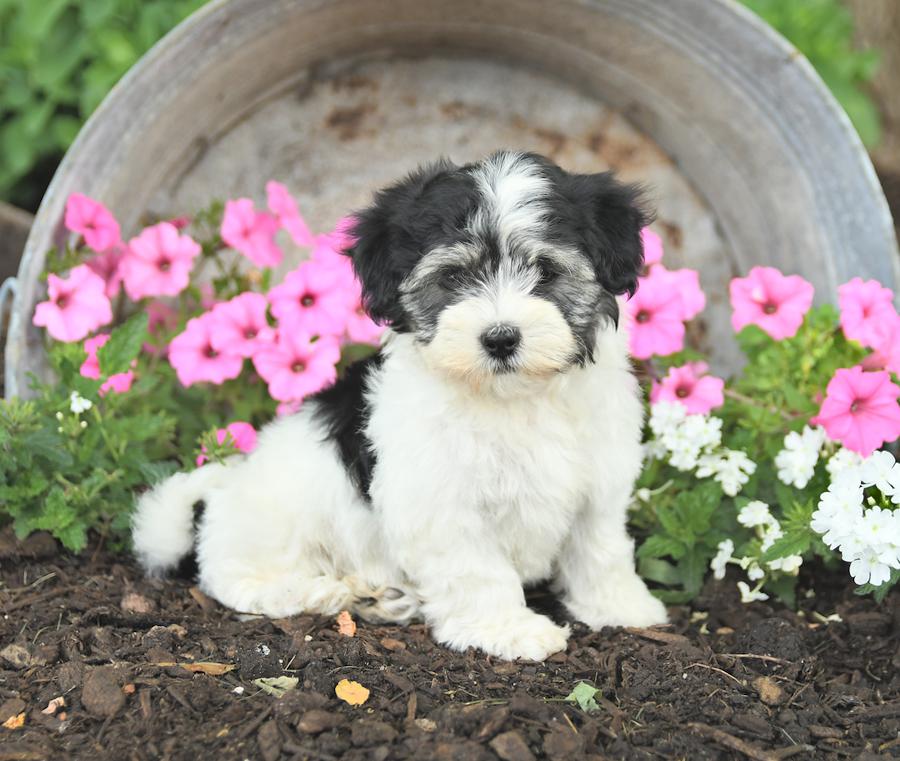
left=637, top=535, right=686, bottom=560
left=253, top=676, right=299, bottom=698
left=638, top=557, right=681, bottom=586
left=759, top=531, right=811, bottom=564
left=565, top=682, right=600, bottom=713
left=22, top=428, right=73, bottom=468
left=98, top=312, right=149, bottom=376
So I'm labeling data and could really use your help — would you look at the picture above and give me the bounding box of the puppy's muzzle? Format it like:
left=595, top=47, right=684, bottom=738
left=480, top=323, right=521, bottom=361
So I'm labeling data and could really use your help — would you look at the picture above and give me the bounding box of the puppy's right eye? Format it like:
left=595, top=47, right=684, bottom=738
left=440, top=268, right=467, bottom=290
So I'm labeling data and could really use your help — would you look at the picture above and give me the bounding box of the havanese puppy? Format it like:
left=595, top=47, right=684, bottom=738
left=132, top=150, right=667, bottom=661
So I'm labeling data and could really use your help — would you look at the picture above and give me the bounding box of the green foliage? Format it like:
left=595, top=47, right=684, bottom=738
left=565, top=682, right=601, bottom=713
left=632, top=305, right=890, bottom=605
left=0, top=0, right=205, bottom=208
left=740, top=0, right=882, bottom=146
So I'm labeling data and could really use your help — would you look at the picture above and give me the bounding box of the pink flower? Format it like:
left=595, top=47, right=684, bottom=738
left=814, top=366, right=900, bottom=456
left=221, top=198, right=283, bottom=268
left=85, top=246, right=125, bottom=299
left=64, top=193, right=121, bottom=252
left=862, top=310, right=900, bottom=376
left=838, top=277, right=896, bottom=348
left=168, top=314, right=244, bottom=386
left=641, top=227, right=664, bottom=267
left=168, top=215, right=191, bottom=230
left=252, top=330, right=341, bottom=402
left=144, top=301, right=179, bottom=357
left=625, top=267, right=688, bottom=359
left=650, top=362, right=724, bottom=414
left=729, top=266, right=814, bottom=340
left=80, top=334, right=134, bottom=394
left=196, top=421, right=258, bottom=466
left=653, top=266, right=705, bottom=321
left=33, top=265, right=113, bottom=342
left=346, top=299, right=385, bottom=344
left=268, top=259, right=355, bottom=336
left=266, top=181, right=314, bottom=247
left=120, top=222, right=201, bottom=300
left=208, top=292, right=275, bottom=358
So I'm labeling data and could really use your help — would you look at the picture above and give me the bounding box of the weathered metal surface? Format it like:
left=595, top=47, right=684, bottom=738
left=5, top=0, right=898, bottom=397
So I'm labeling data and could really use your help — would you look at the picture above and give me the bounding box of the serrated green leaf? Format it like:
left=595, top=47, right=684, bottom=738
left=565, top=681, right=600, bottom=713
left=759, top=532, right=811, bottom=564
left=638, top=557, right=681, bottom=586
left=22, top=428, right=73, bottom=468
left=637, top=535, right=686, bottom=560
left=98, top=312, right=148, bottom=376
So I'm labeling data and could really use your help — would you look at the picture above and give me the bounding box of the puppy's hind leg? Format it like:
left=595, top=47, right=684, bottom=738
left=345, top=577, right=421, bottom=624
left=203, top=569, right=358, bottom=619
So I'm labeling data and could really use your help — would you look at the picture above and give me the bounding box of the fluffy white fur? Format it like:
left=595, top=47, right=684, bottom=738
left=132, top=151, right=666, bottom=661
left=132, top=319, right=665, bottom=660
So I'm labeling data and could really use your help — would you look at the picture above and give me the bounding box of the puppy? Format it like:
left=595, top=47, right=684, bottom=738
left=132, top=151, right=667, bottom=661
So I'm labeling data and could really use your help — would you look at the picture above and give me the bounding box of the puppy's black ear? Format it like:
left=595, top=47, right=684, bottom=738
left=559, top=171, right=652, bottom=297
left=348, top=159, right=460, bottom=328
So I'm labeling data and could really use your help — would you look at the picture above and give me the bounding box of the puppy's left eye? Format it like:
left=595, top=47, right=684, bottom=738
left=536, top=260, right=560, bottom=287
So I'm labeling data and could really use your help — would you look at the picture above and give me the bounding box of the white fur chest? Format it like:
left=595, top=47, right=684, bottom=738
left=367, top=337, right=612, bottom=583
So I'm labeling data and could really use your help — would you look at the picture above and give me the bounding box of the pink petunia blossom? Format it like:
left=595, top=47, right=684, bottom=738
left=252, top=330, right=341, bottom=402
left=167, top=215, right=191, bottom=230
left=863, top=310, right=900, bottom=376
left=625, top=266, right=688, bottom=359
left=208, top=292, right=275, bottom=358
left=650, top=362, right=725, bottom=414
left=268, top=259, right=355, bottom=336
left=80, top=334, right=134, bottom=394
left=838, top=277, right=896, bottom=348
left=266, top=181, right=314, bottom=247
left=813, top=366, right=900, bottom=456
left=33, top=265, right=113, bottom=342
left=345, top=295, right=385, bottom=344
left=729, top=266, right=814, bottom=340
left=641, top=227, right=664, bottom=268
left=64, top=193, right=121, bottom=252
left=196, top=421, right=258, bottom=466
left=143, top=300, right=179, bottom=357
left=221, top=198, right=283, bottom=268
left=120, top=222, right=201, bottom=300
left=652, top=266, right=705, bottom=322
left=85, top=246, right=125, bottom=299
left=276, top=400, right=303, bottom=417
left=168, top=314, right=244, bottom=387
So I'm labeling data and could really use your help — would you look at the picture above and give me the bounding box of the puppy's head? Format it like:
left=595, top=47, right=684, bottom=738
left=349, top=151, right=649, bottom=389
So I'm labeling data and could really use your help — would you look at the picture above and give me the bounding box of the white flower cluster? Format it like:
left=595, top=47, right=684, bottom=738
left=774, top=426, right=826, bottom=488
left=647, top=402, right=755, bottom=496
left=811, top=451, right=900, bottom=586
left=709, top=499, right=803, bottom=603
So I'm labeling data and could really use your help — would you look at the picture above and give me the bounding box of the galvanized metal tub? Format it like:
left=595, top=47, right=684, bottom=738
left=4, top=0, right=898, bottom=397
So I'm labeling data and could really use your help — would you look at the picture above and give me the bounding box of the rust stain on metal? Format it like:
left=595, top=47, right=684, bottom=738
left=325, top=103, right=376, bottom=141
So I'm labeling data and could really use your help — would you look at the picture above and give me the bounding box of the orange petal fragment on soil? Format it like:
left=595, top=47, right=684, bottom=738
left=336, top=610, right=357, bottom=637
left=335, top=678, right=369, bottom=706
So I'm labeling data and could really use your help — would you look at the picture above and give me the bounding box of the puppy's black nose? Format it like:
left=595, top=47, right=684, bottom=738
left=480, top=324, right=521, bottom=360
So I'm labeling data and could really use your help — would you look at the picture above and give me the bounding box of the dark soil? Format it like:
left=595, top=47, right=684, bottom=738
left=1, top=531, right=899, bottom=761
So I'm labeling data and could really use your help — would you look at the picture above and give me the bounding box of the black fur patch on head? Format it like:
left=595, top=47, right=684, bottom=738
left=543, top=164, right=651, bottom=298
left=348, top=160, right=478, bottom=331
left=309, top=352, right=384, bottom=501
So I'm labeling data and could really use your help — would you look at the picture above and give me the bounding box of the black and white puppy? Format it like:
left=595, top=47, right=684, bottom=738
left=132, top=151, right=667, bottom=661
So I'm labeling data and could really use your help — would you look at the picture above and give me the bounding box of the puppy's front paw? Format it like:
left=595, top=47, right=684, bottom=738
left=568, top=577, right=667, bottom=630
left=437, top=610, right=570, bottom=661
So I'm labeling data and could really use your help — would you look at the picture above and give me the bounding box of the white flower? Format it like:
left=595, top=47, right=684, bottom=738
left=710, top=539, right=734, bottom=580
left=774, top=427, right=824, bottom=489
left=760, top=522, right=783, bottom=552
left=826, top=447, right=864, bottom=481
left=887, top=467, right=900, bottom=506
left=858, top=451, right=899, bottom=496
left=643, top=440, right=667, bottom=461
left=746, top=562, right=765, bottom=581
left=849, top=549, right=893, bottom=586
left=69, top=391, right=92, bottom=414
left=649, top=401, right=687, bottom=437
left=737, top=581, right=769, bottom=603
left=738, top=500, right=773, bottom=528
left=811, top=479, right=864, bottom=550
left=696, top=450, right=755, bottom=496
left=768, top=554, right=803, bottom=574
